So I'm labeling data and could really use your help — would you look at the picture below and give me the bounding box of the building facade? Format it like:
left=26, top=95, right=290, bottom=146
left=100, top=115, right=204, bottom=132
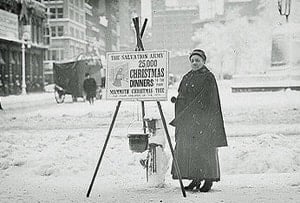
left=192, top=0, right=225, bottom=30
left=42, top=0, right=124, bottom=84
left=151, top=3, right=199, bottom=56
left=44, top=0, right=87, bottom=61
left=0, top=0, right=47, bottom=96
left=42, top=0, right=87, bottom=84
left=85, top=1, right=106, bottom=58
left=149, top=0, right=199, bottom=75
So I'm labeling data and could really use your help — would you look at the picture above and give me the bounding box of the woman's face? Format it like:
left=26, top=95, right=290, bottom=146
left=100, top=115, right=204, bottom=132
left=190, top=55, right=205, bottom=71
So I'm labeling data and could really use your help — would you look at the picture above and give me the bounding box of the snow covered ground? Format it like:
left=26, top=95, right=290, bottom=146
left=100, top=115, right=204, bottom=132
left=0, top=81, right=300, bottom=202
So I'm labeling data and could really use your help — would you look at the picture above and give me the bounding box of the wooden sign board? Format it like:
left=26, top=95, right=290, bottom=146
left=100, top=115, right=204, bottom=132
left=106, top=50, right=169, bottom=101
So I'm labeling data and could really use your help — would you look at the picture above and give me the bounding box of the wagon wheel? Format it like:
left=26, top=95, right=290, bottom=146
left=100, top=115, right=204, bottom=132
left=54, top=88, right=65, bottom=104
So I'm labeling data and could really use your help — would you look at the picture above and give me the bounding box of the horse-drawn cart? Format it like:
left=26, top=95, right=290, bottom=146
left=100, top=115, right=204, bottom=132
left=53, top=58, right=103, bottom=103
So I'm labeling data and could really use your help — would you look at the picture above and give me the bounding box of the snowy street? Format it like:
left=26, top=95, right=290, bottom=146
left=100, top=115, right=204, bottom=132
left=1, top=0, right=300, bottom=201
left=1, top=83, right=300, bottom=202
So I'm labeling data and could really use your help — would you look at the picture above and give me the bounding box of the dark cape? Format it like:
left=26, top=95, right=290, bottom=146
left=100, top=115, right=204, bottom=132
left=170, top=66, right=227, bottom=181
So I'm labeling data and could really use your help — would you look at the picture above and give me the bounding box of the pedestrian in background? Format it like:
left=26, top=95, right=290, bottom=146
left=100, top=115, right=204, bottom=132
left=170, top=49, right=228, bottom=192
left=83, top=73, right=97, bottom=104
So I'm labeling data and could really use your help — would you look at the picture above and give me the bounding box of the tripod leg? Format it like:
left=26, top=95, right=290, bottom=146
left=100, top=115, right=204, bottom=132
left=140, top=18, right=148, bottom=38
left=146, top=152, right=149, bottom=182
left=156, top=101, right=186, bottom=197
left=86, top=101, right=122, bottom=197
left=141, top=101, right=146, bottom=133
left=153, top=146, right=156, bottom=173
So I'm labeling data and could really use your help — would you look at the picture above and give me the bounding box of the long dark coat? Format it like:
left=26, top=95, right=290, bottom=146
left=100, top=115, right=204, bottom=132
left=170, top=66, right=227, bottom=181
left=83, top=78, right=97, bottom=98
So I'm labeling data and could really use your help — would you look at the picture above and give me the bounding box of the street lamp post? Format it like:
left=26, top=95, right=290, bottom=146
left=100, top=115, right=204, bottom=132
left=21, top=32, right=30, bottom=95
left=278, top=0, right=291, bottom=22
left=21, top=42, right=26, bottom=95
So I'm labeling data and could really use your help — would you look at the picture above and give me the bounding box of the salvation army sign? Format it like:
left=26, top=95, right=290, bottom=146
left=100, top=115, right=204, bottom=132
left=106, top=50, right=169, bottom=101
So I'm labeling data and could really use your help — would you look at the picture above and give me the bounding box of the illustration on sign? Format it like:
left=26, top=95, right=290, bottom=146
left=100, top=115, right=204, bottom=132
left=106, top=50, right=169, bottom=101
left=112, top=63, right=129, bottom=87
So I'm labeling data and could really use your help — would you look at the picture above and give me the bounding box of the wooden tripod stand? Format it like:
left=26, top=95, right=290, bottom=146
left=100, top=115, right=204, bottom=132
left=86, top=17, right=186, bottom=198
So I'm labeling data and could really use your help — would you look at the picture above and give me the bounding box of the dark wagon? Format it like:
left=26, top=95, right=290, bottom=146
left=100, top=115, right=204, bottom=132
left=53, top=59, right=103, bottom=103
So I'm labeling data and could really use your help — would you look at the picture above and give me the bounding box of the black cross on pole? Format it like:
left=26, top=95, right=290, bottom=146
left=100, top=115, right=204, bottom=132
left=133, top=17, right=147, bottom=51
left=133, top=17, right=147, bottom=133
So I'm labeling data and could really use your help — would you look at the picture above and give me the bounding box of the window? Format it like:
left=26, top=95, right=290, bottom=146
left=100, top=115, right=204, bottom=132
left=44, top=50, right=50, bottom=60
left=37, top=26, right=42, bottom=44
left=75, top=29, right=79, bottom=38
left=69, top=9, right=74, bottom=20
left=70, top=27, right=74, bottom=37
left=57, top=8, right=63, bottom=18
left=51, top=50, right=57, bottom=60
left=44, top=26, right=50, bottom=45
left=79, top=15, right=83, bottom=24
left=50, top=8, right=56, bottom=19
left=51, top=26, right=56, bottom=37
left=57, top=26, right=64, bottom=36
left=75, top=0, right=79, bottom=7
left=70, top=45, right=75, bottom=57
left=49, top=49, right=65, bottom=61
left=70, top=0, right=73, bottom=4
left=50, top=26, right=64, bottom=37
left=32, top=22, right=37, bottom=43
left=75, top=12, right=79, bottom=22
left=80, top=31, right=84, bottom=39
left=45, top=26, right=50, bottom=36
left=49, top=7, right=64, bottom=19
left=60, top=50, right=64, bottom=60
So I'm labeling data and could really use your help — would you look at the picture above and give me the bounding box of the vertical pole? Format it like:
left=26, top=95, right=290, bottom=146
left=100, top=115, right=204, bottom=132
left=156, top=101, right=186, bottom=197
left=86, top=101, right=122, bottom=197
left=140, top=18, right=148, bottom=38
left=21, top=43, right=26, bottom=95
left=0, top=97, right=3, bottom=110
left=141, top=101, right=146, bottom=133
left=135, top=17, right=147, bottom=132
left=9, top=52, right=14, bottom=92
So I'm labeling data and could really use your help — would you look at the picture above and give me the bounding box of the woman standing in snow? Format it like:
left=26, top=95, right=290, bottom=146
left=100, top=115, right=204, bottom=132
left=170, top=49, right=228, bottom=192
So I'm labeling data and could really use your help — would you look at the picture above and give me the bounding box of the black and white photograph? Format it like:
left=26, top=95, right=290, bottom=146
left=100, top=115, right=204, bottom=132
left=0, top=0, right=300, bottom=202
